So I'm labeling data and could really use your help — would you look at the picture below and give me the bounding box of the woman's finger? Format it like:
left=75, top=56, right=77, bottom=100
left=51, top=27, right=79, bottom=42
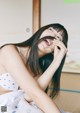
left=53, top=40, right=67, bottom=52
left=52, top=40, right=68, bottom=57
left=53, top=46, right=59, bottom=58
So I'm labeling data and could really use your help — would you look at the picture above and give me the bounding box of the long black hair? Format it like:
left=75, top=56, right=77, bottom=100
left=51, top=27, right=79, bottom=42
left=3, top=23, right=68, bottom=98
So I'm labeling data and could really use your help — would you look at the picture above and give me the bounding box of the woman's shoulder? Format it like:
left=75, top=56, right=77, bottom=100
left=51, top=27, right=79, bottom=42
left=0, top=44, right=23, bottom=71
left=0, top=44, right=17, bottom=53
left=0, top=45, right=18, bottom=61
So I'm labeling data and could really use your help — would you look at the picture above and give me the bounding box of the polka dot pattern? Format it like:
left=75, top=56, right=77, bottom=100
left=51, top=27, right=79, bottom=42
left=0, top=73, right=19, bottom=90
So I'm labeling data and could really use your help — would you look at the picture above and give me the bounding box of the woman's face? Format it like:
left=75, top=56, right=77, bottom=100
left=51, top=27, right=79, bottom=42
left=38, top=27, right=63, bottom=57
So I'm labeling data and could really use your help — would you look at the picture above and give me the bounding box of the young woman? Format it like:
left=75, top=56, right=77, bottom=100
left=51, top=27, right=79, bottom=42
left=0, top=23, right=68, bottom=113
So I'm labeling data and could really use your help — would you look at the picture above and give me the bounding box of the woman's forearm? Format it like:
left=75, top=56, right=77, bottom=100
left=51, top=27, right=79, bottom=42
left=26, top=59, right=59, bottom=102
left=26, top=59, right=58, bottom=102
left=36, top=58, right=61, bottom=90
left=30, top=88, right=61, bottom=113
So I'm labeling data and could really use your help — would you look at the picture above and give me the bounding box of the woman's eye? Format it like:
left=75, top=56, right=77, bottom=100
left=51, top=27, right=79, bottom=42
left=56, top=36, right=62, bottom=41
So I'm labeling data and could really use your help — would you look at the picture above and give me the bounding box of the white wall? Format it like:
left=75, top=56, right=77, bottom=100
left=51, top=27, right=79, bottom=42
left=41, top=0, right=80, bottom=72
left=0, top=0, right=32, bottom=45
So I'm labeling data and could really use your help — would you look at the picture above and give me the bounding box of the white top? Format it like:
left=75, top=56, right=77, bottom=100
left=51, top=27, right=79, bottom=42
left=0, top=73, right=19, bottom=91
left=0, top=46, right=21, bottom=91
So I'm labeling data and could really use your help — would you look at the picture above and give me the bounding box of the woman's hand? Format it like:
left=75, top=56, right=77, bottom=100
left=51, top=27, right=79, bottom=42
left=52, top=39, right=68, bottom=60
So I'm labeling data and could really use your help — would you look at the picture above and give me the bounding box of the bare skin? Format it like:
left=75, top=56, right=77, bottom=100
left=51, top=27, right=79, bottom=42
left=0, top=28, right=67, bottom=113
